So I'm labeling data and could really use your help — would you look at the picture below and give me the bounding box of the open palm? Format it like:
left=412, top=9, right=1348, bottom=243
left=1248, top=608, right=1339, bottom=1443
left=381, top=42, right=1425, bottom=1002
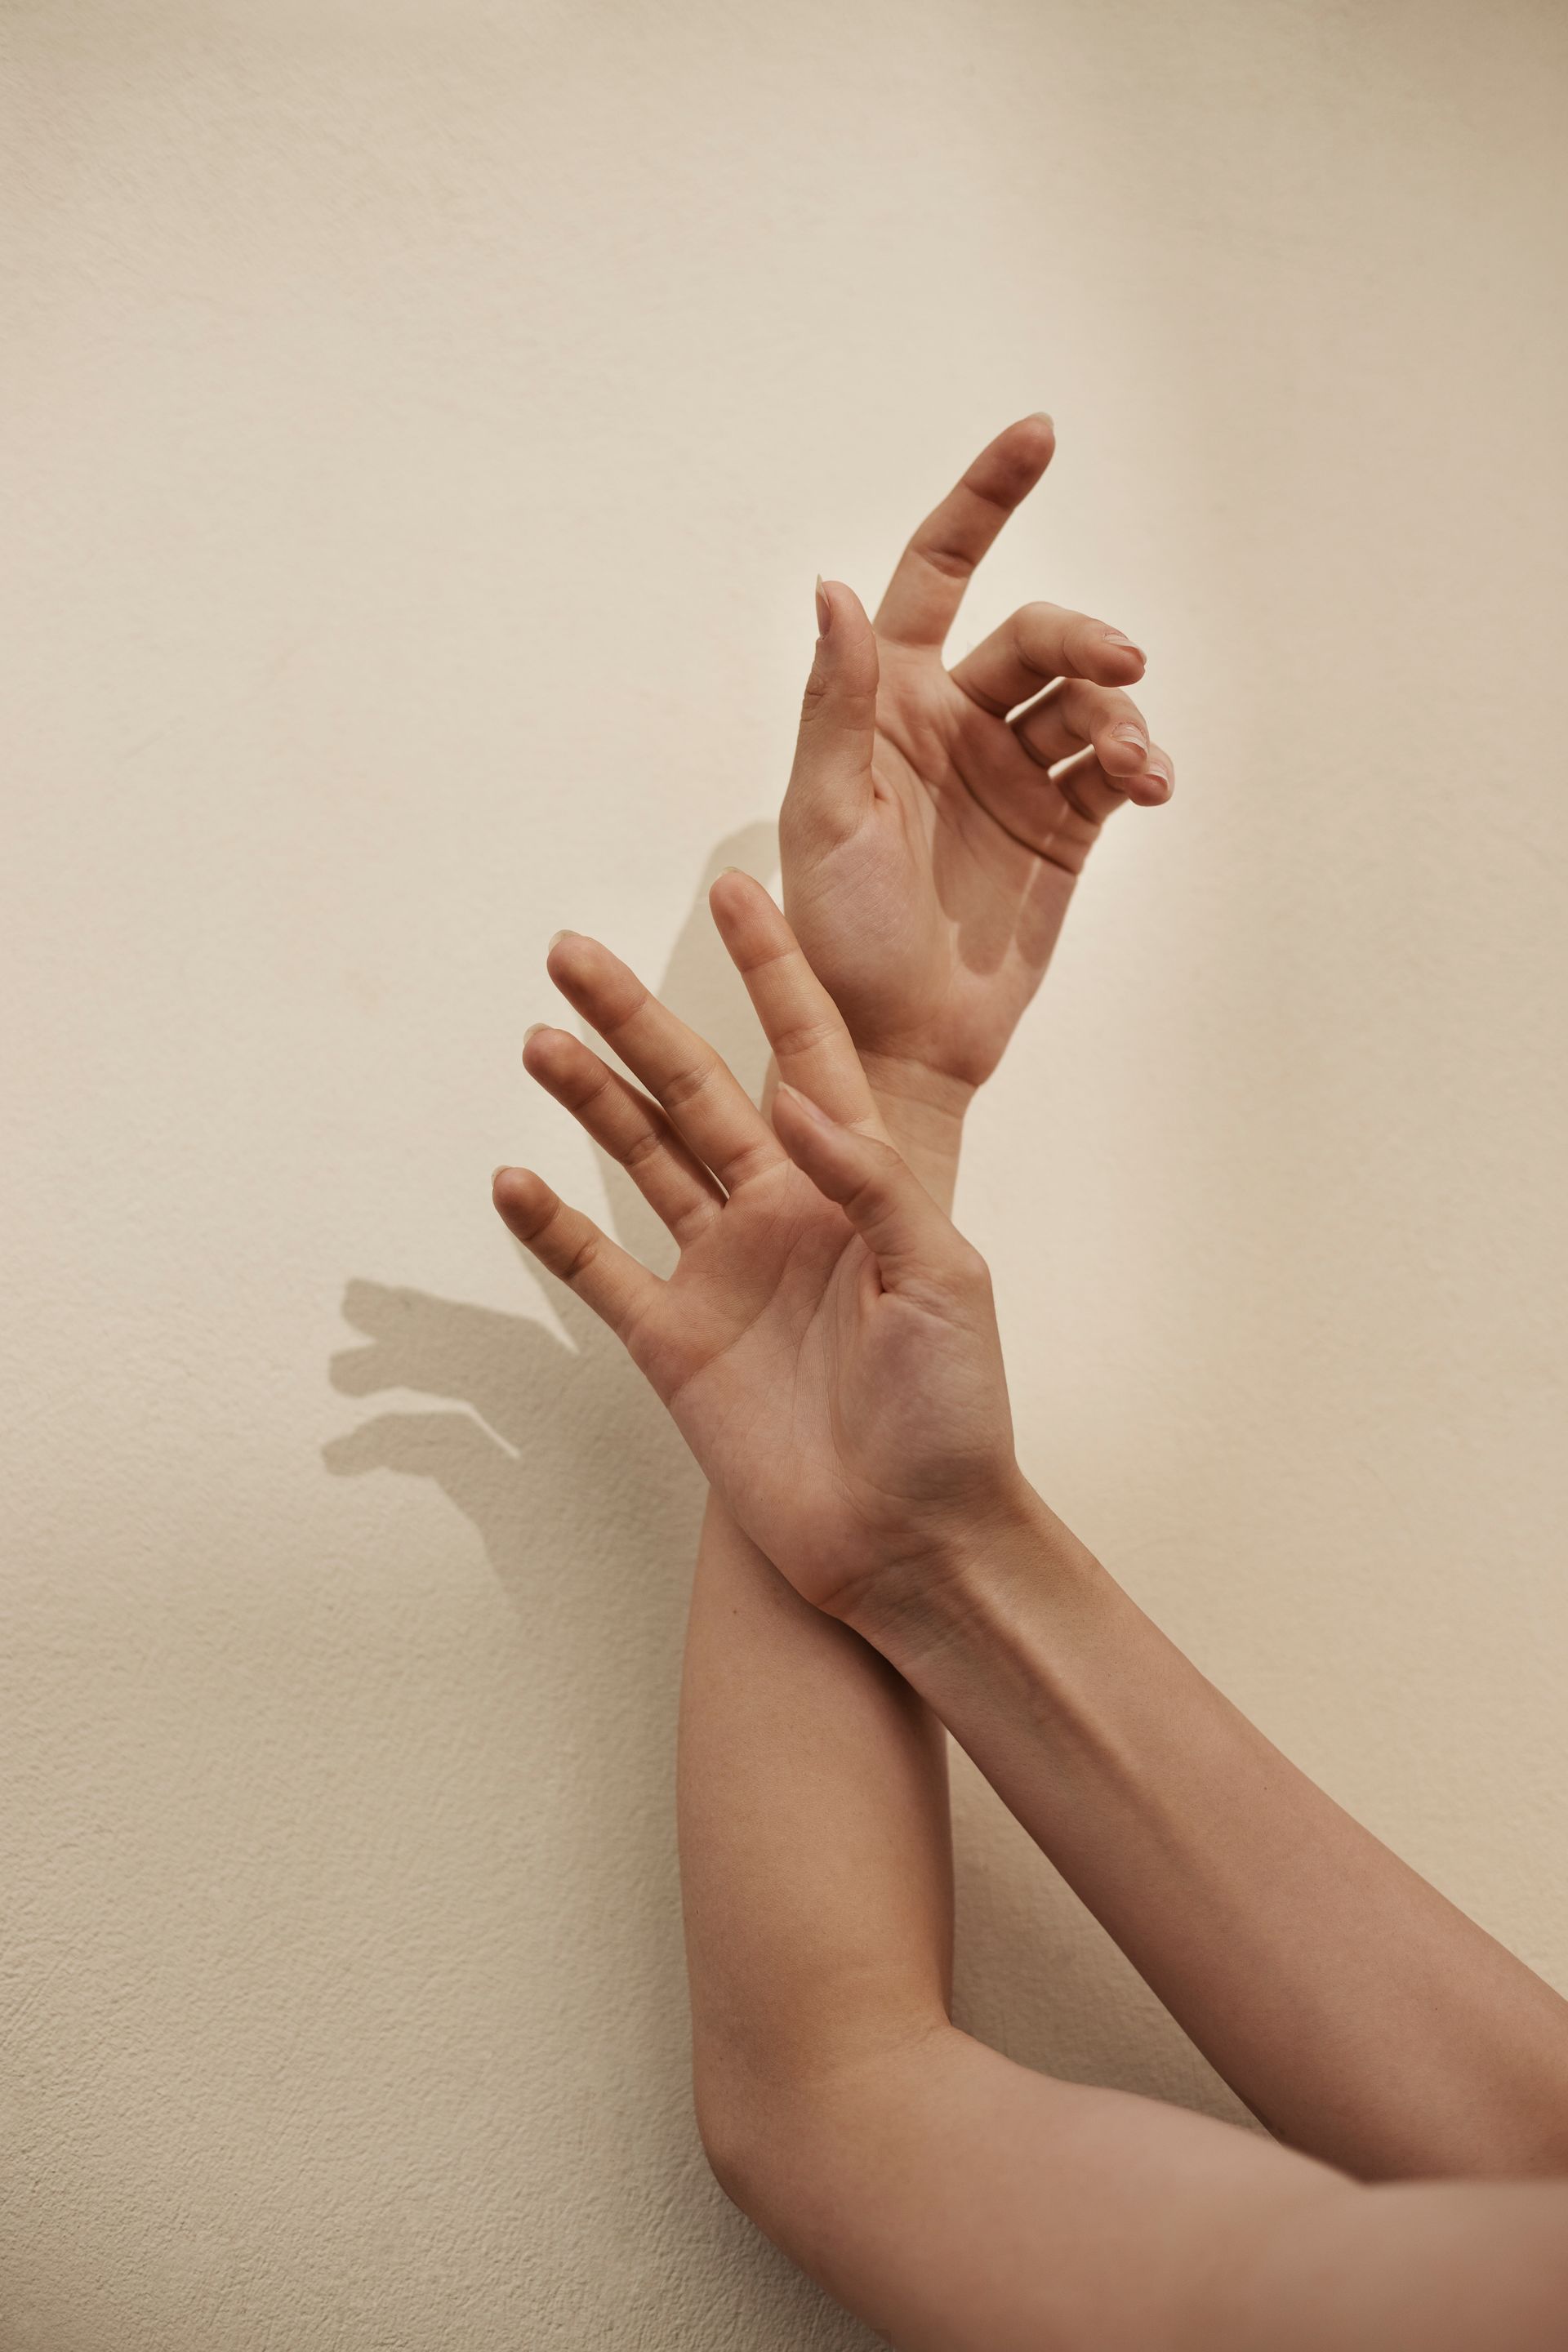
left=781, top=416, right=1174, bottom=1105
left=495, top=875, right=1018, bottom=1615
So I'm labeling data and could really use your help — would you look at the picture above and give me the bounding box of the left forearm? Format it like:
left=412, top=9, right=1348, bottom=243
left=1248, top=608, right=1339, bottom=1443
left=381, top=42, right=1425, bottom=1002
left=678, top=1494, right=952, bottom=2183
left=679, top=1076, right=965, bottom=2180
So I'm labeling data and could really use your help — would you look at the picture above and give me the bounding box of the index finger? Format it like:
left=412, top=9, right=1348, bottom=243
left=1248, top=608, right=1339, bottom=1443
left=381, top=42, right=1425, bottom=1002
left=707, top=871, right=882, bottom=1134
left=872, top=413, right=1056, bottom=652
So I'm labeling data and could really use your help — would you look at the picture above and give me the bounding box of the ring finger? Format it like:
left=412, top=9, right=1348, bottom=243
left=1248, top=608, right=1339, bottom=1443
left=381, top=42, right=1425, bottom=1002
left=546, top=932, right=782, bottom=1193
left=1012, top=679, right=1174, bottom=806
left=522, top=1024, right=724, bottom=1242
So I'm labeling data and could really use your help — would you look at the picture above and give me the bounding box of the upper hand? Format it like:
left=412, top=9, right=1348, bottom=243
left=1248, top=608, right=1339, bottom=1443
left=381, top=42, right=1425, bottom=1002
left=492, top=874, right=1023, bottom=1621
left=781, top=416, right=1173, bottom=1134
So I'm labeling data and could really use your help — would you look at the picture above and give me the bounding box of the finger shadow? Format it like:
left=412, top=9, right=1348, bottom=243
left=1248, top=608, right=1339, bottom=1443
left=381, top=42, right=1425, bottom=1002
left=323, top=815, right=778, bottom=1681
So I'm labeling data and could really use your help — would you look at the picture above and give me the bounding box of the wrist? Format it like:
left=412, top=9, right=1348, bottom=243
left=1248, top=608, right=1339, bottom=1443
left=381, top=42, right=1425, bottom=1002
left=857, top=1051, right=974, bottom=1213
left=843, top=1475, right=1109, bottom=1673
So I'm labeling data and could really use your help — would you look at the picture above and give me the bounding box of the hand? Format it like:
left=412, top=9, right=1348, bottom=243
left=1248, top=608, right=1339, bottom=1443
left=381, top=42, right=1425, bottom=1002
left=492, top=873, right=1024, bottom=1620
left=781, top=416, right=1173, bottom=1165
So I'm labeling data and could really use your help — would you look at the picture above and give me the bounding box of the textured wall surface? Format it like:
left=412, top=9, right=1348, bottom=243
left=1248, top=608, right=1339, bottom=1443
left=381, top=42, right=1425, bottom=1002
left=4, top=2, right=1568, bottom=2345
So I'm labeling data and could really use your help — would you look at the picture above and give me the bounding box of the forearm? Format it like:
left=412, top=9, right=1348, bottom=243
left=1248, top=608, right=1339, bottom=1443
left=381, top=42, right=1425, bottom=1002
left=680, top=1503, right=1568, bottom=2352
left=677, top=1493, right=952, bottom=2178
left=856, top=1485, right=1568, bottom=2181
left=676, top=1054, right=971, bottom=2169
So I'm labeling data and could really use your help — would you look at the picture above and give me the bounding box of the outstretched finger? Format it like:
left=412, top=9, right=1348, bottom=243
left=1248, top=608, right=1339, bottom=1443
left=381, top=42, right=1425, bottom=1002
left=522, top=1025, right=724, bottom=1244
left=492, top=1168, right=661, bottom=1338
left=546, top=931, right=782, bottom=1193
left=707, top=869, right=880, bottom=1130
left=950, top=599, right=1145, bottom=714
left=769, top=1085, right=965, bottom=1297
left=873, top=414, right=1056, bottom=653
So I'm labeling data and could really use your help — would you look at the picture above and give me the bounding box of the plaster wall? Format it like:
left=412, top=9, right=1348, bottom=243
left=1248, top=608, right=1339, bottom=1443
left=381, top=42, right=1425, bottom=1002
left=4, top=3, right=1567, bottom=2345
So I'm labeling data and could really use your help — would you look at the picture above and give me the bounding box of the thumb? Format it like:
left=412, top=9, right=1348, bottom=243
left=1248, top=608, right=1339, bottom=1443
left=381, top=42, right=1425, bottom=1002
left=773, top=1082, right=964, bottom=1292
left=781, top=579, right=879, bottom=849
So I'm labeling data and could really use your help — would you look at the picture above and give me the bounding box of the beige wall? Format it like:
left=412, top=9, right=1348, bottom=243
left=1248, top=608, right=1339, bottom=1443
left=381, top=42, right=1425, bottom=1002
left=5, top=2, right=1568, bottom=2344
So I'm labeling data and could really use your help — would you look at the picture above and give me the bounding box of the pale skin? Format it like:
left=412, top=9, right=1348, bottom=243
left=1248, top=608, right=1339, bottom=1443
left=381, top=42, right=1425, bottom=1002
left=495, top=425, right=1568, bottom=2347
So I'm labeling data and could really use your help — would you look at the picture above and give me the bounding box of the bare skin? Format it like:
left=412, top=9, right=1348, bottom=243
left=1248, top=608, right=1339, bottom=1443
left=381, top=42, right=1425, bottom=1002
left=782, top=413, right=1173, bottom=1177
left=495, top=428, right=1568, bottom=2345
left=496, top=878, right=1568, bottom=2344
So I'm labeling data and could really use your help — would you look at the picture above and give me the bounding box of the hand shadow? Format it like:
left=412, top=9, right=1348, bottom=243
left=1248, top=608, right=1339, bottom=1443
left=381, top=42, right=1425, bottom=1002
left=323, top=818, right=778, bottom=1625
left=323, top=813, right=1250, bottom=2136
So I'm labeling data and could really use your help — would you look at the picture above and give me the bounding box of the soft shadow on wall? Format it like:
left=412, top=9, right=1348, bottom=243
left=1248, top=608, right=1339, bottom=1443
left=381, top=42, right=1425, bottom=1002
left=323, top=818, right=1249, bottom=2133
left=323, top=819, right=776, bottom=1561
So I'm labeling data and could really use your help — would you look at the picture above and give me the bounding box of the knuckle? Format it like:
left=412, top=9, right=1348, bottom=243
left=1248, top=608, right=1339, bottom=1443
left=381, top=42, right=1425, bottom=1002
left=914, top=537, right=976, bottom=583
left=768, top=1010, right=840, bottom=1061
left=559, top=1230, right=599, bottom=1285
left=620, top=1125, right=665, bottom=1174
left=661, top=1054, right=718, bottom=1112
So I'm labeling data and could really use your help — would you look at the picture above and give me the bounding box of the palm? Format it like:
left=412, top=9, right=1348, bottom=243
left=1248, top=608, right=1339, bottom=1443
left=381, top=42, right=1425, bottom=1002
left=791, top=642, right=1090, bottom=1089
left=501, top=874, right=1021, bottom=1616
left=627, top=1164, right=987, bottom=1601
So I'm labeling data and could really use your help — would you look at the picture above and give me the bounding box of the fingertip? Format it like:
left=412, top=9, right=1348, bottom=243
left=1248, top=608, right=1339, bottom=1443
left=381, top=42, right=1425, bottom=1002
left=999, top=410, right=1057, bottom=483
left=770, top=1080, right=851, bottom=1193
left=1130, top=760, right=1174, bottom=807
left=492, top=1163, right=543, bottom=1218
left=1098, top=646, right=1147, bottom=687
left=773, top=1079, right=833, bottom=1131
left=1100, top=723, right=1152, bottom=778
left=545, top=929, right=601, bottom=991
left=809, top=577, right=876, bottom=678
left=708, top=866, right=768, bottom=925
left=1093, top=624, right=1147, bottom=677
left=521, top=1022, right=568, bottom=1078
left=816, top=577, right=865, bottom=619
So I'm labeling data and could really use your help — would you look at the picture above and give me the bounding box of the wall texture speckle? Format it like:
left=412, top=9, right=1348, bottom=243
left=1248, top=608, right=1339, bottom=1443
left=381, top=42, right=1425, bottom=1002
left=4, top=2, right=1567, bottom=2344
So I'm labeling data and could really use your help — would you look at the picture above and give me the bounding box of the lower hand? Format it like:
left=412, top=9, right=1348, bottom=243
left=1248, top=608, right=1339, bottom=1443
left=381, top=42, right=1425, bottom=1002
left=492, top=874, right=1027, bottom=1623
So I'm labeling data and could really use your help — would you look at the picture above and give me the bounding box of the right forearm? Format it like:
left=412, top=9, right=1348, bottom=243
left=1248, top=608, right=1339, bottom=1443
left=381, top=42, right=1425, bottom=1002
left=858, top=1485, right=1568, bottom=2181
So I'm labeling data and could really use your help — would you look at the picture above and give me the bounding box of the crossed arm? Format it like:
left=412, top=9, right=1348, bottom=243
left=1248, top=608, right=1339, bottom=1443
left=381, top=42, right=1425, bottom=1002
left=497, top=424, right=1568, bottom=2348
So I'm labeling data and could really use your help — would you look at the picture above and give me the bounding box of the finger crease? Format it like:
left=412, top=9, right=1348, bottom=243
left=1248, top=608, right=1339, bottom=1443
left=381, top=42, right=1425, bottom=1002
left=660, top=1058, right=719, bottom=1112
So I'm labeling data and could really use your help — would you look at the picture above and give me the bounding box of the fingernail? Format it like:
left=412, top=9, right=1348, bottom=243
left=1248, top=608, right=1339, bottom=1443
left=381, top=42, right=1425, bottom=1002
left=1102, top=629, right=1146, bottom=658
left=492, top=1165, right=513, bottom=1187
left=547, top=929, right=574, bottom=951
left=523, top=1022, right=548, bottom=1045
left=1144, top=760, right=1173, bottom=796
left=1113, top=722, right=1148, bottom=750
left=814, top=576, right=831, bottom=637
left=715, top=865, right=746, bottom=879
